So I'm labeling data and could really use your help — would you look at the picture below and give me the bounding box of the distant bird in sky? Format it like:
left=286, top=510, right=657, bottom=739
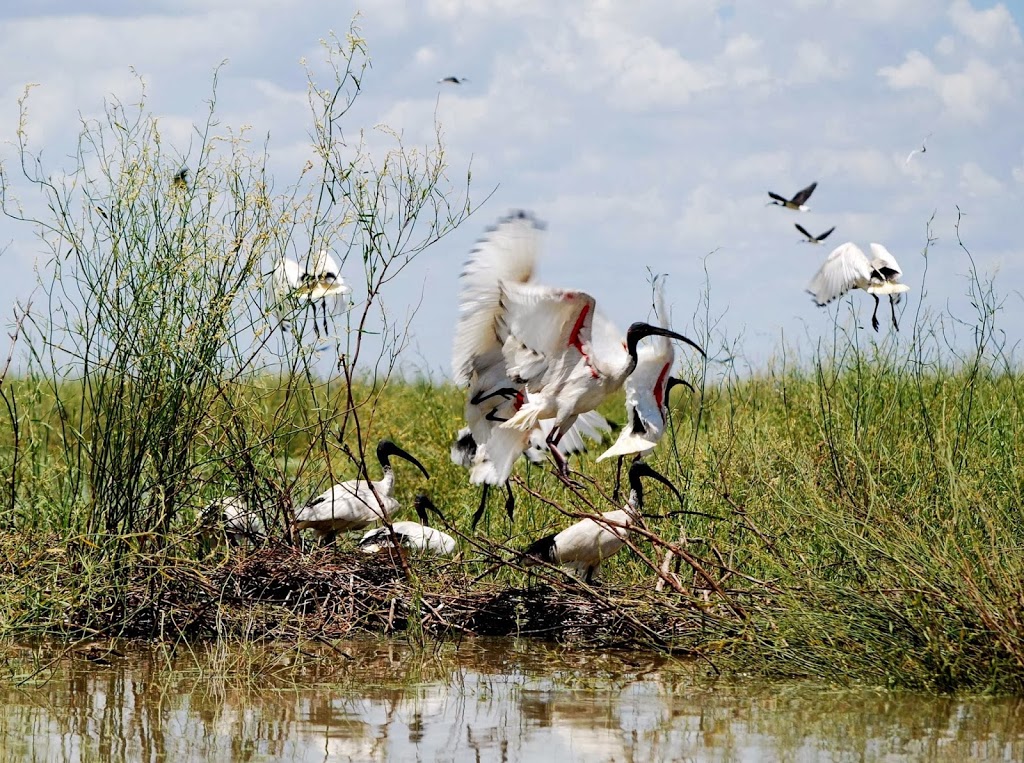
left=438, top=76, right=468, bottom=85
left=795, top=223, right=836, bottom=245
left=358, top=493, right=456, bottom=556
left=905, top=133, right=932, bottom=165
left=807, top=242, right=910, bottom=331
left=271, top=250, right=351, bottom=338
left=768, top=181, right=818, bottom=211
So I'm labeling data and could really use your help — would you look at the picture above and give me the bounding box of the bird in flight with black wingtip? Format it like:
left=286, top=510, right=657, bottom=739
left=438, top=76, right=468, bottom=85
left=795, top=223, right=836, bottom=245
left=767, top=181, right=817, bottom=211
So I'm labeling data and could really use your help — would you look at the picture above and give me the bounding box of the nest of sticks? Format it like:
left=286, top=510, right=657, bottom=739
left=61, top=544, right=740, bottom=652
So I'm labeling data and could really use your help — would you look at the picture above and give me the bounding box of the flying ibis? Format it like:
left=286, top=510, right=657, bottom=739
left=795, top=223, right=836, bottom=245
left=452, top=211, right=704, bottom=498
left=807, top=242, right=910, bottom=331
left=271, top=250, right=351, bottom=338
left=768, top=181, right=817, bottom=211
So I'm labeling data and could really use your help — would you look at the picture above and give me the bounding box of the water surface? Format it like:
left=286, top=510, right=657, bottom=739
left=2, top=639, right=1023, bottom=761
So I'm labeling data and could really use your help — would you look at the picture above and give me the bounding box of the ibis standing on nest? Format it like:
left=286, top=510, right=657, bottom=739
left=358, top=493, right=456, bottom=556
left=807, top=242, right=910, bottom=331
left=522, top=461, right=684, bottom=583
left=767, top=181, right=817, bottom=211
left=596, top=279, right=694, bottom=498
left=452, top=211, right=620, bottom=527
left=294, top=440, right=430, bottom=542
left=271, top=250, right=351, bottom=338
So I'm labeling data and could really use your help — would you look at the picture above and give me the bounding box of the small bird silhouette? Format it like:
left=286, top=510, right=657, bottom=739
left=767, top=181, right=817, bottom=211
left=172, top=167, right=189, bottom=188
left=438, top=76, right=468, bottom=85
left=795, top=223, right=836, bottom=245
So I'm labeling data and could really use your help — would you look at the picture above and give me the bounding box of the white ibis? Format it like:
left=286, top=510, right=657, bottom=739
left=596, top=281, right=694, bottom=496
left=293, top=440, right=430, bottom=542
left=905, top=133, right=931, bottom=165
left=271, top=250, right=351, bottom=338
left=451, top=210, right=704, bottom=519
left=795, top=223, right=836, bottom=245
left=451, top=409, right=614, bottom=527
left=768, top=181, right=817, bottom=211
left=201, top=495, right=266, bottom=546
left=490, top=287, right=704, bottom=483
left=807, top=242, right=910, bottom=331
left=438, top=76, right=468, bottom=85
left=358, top=493, right=456, bottom=556
left=454, top=209, right=622, bottom=524
left=521, top=461, right=683, bottom=583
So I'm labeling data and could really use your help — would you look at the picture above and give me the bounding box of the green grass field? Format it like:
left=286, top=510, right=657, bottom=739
left=2, top=341, right=1023, bottom=693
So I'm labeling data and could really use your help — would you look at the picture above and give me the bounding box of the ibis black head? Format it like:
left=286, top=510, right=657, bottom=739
left=625, top=323, right=706, bottom=363
left=376, top=440, right=430, bottom=479
left=627, top=461, right=684, bottom=511
left=413, top=492, right=444, bottom=526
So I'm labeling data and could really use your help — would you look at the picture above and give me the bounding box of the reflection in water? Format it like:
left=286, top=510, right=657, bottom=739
left=2, top=639, right=1024, bottom=761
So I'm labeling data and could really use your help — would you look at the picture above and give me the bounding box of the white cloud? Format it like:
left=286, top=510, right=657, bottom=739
left=1012, top=154, right=1024, bottom=184
left=789, top=40, right=845, bottom=84
left=959, top=161, right=1005, bottom=197
left=878, top=51, right=1011, bottom=122
left=949, top=0, right=1022, bottom=49
left=807, top=148, right=898, bottom=187
left=935, top=35, right=957, bottom=56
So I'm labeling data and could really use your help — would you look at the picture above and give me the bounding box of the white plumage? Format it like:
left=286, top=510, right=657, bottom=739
left=202, top=495, right=266, bottom=546
left=452, top=211, right=625, bottom=526
left=293, top=441, right=429, bottom=541
left=271, top=250, right=351, bottom=337
left=522, top=462, right=683, bottom=583
left=452, top=211, right=705, bottom=500
left=807, top=242, right=910, bottom=331
left=597, top=280, right=683, bottom=463
left=358, top=494, right=456, bottom=556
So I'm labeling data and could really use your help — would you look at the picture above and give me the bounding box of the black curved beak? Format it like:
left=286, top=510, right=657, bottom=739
left=414, top=492, right=443, bottom=526
left=666, top=377, right=695, bottom=396
left=628, top=461, right=684, bottom=509
left=626, top=322, right=706, bottom=359
left=377, top=440, right=430, bottom=479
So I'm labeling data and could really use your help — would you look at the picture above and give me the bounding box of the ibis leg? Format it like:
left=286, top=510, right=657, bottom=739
left=471, top=484, right=490, bottom=530
left=871, top=294, right=880, bottom=332
left=612, top=455, right=624, bottom=502
left=890, top=295, right=899, bottom=332
left=503, top=481, right=515, bottom=522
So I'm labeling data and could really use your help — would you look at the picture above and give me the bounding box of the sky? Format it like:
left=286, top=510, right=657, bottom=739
left=1, top=0, right=1022, bottom=378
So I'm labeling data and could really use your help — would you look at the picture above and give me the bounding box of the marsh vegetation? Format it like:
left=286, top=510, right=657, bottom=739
left=1, top=25, right=1022, bottom=696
